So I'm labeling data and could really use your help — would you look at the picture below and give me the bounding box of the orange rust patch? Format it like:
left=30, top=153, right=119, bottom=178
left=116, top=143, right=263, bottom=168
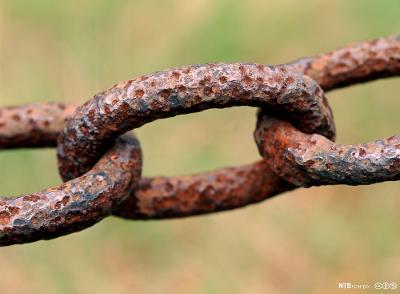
left=171, top=72, right=181, bottom=79
left=23, top=195, right=41, bottom=202
left=219, top=76, right=227, bottom=84
left=135, top=89, right=145, bottom=97
left=0, top=211, right=11, bottom=225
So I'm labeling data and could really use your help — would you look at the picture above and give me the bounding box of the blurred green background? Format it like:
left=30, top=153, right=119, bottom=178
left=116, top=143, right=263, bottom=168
left=0, top=0, right=399, bottom=293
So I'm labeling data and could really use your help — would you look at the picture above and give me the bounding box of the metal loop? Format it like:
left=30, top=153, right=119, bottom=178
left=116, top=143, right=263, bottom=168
left=0, top=35, right=398, bottom=246
left=0, top=104, right=294, bottom=221
left=0, top=103, right=76, bottom=149
left=56, top=63, right=335, bottom=181
left=255, top=111, right=400, bottom=186
left=255, top=35, right=400, bottom=186
left=0, top=105, right=142, bottom=246
left=287, top=35, right=400, bottom=90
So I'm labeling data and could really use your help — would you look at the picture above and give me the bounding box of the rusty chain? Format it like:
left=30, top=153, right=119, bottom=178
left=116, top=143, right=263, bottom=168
left=0, top=35, right=399, bottom=246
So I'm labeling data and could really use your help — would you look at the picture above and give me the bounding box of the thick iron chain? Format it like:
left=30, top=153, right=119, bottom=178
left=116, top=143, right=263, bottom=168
left=0, top=35, right=398, bottom=246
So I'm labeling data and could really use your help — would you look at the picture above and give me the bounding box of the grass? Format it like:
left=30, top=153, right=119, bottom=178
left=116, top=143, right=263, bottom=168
left=0, top=0, right=399, bottom=293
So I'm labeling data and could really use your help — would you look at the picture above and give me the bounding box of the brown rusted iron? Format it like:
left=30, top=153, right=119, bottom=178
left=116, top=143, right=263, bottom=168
left=0, top=104, right=294, bottom=221
left=0, top=103, right=75, bottom=148
left=255, top=111, right=400, bottom=186
left=255, top=35, right=400, bottom=186
left=0, top=130, right=142, bottom=246
left=288, top=35, right=400, bottom=90
left=56, top=63, right=335, bottom=181
left=99, top=162, right=294, bottom=219
left=0, top=35, right=398, bottom=246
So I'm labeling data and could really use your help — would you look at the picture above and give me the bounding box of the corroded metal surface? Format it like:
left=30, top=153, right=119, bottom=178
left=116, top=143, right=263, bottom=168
left=0, top=35, right=398, bottom=246
left=57, top=63, right=335, bottom=181
left=0, top=104, right=293, bottom=221
left=115, top=161, right=294, bottom=219
left=288, top=35, right=400, bottom=90
left=255, top=35, right=400, bottom=187
left=255, top=111, right=400, bottom=187
left=0, top=134, right=142, bottom=246
left=0, top=103, right=75, bottom=148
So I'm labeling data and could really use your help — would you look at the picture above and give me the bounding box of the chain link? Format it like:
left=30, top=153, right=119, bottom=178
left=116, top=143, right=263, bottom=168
left=0, top=35, right=398, bottom=246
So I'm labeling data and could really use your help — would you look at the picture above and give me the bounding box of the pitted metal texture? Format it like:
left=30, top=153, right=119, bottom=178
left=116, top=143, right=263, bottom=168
left=288, top=35, right=400, bottom=90
left=0, top=130, right=142, bottom=246
left=255, top=36, right=400, bottom=186
left=57, top=63, right=335, bottom=181
left=0, top=35, right=398, bottom=246
left=0, top=104, right=293, bottom=222
left=255, top=111, right=400, bottom=186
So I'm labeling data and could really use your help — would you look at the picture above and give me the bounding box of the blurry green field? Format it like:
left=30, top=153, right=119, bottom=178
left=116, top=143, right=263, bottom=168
left=0, top=0, right=399, bottom=293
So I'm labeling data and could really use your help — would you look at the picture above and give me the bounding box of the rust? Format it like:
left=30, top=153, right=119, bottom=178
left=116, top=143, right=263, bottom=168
left=288, top=35, right=400, bottom=90
left=56, top=63, right=335, bottom=181
left=255, top=111, right=399, bottom=186
left=115, top=161, right=294, bottom=219
left=255, top=35, right=400, bottom=186
left=0, top=35, right=399, bottom=246
left=0, top=103, right=76, bottom=149
left=0, top=104, right=294, bottom=221
left=0, top=127, right=142, bottom=246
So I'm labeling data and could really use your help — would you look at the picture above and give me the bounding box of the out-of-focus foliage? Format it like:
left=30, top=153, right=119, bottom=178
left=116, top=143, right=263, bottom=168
left=0, top=0, right=399, bottom=293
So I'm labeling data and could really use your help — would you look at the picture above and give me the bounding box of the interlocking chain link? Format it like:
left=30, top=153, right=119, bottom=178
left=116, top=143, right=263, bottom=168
left=57, top=63, right=335, bottom=181
left=0, top=35, right=398, bottom=246
left=0, top=133, right=142, bottom=245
